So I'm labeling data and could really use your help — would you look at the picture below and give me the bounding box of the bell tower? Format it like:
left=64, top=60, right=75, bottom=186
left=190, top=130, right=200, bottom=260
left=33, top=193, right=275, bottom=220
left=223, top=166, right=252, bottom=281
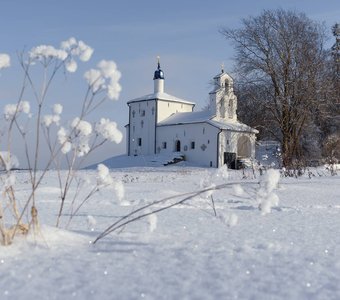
left=209, top=66, right=237, bottom=122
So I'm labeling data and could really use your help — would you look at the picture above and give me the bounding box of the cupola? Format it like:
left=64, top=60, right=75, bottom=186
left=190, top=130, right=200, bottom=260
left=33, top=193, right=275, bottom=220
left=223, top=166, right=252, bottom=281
left=153, top=56, right=164, bottom=93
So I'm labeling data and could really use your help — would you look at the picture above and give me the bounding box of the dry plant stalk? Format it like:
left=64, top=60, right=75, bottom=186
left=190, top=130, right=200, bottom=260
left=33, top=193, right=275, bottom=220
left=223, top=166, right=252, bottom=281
left=93, top=181, right=258, bottom=244
left=0, top=38, right=122, bottom=245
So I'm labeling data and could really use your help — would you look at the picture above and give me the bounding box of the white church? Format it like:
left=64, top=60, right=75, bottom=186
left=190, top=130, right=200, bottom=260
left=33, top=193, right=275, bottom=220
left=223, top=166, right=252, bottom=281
left=125, top=60, right=258, bottom=168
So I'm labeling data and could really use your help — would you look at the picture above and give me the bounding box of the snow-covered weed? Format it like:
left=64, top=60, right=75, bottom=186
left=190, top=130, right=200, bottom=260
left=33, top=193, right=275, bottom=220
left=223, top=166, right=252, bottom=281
left=218, top=212, right=238, bottom=227
left=4, top=101, right=30, bottom=121
left=87, top=215, right=97, bottom=231
left=0, top=53, right=10, bottom=69
left=146, top=211, right=158, bottom=233
left=0, top=38, right=123, bottom=245
left=0, top=152, right=19, bottom=171
left=232, top=184, right=244, bottom=196
left=257, top=169, right=280, bottom=215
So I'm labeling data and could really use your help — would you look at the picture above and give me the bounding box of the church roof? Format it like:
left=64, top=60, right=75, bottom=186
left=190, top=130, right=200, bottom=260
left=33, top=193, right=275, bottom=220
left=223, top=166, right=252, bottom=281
left=158, top=110, right=213, bottom=125
left=208, top=119, right=258, bottom=133
left=127, top=92, right=195, bottom=105
left=158, top=110, right=258, bottom=133
left=213, top=71, right=224, bottom=79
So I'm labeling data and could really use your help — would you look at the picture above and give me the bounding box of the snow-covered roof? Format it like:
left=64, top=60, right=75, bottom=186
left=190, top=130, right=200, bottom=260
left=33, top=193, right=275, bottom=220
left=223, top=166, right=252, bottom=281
left=158, top=110, right=214, bottom=125
left=127, top=92, right=195, bottom=105
left=208, top=119, right=259, bottom=133
left=213, top=71, right=224, bottom=79
left=158, top=110, right=258, bottom=133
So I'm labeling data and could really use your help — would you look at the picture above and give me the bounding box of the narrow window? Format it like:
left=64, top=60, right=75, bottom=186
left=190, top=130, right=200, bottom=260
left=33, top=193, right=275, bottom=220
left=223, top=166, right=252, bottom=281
left=162, top=142, right=167, bottom=149
left=141, top=120, right=144, bottom=128
left=141, top=110, right=146, bottom=117
left=207, top=140, right=210, bottom=144
left=191, top=141, right=195, bottom=149
left=227, top=140, right=229, bottom=145
left=132, top=110, right=135, bottom=118
left=203, top=127, right=205, bottom=134
left=138, top=138, right=142, bottom=146
left=228, top=100, right=233, bottom=118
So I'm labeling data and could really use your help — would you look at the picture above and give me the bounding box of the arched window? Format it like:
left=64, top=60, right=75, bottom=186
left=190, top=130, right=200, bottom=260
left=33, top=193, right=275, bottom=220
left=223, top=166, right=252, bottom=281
left=175, top=140, right=181, bottom=152
left=225, top=79, right=230, bottom=92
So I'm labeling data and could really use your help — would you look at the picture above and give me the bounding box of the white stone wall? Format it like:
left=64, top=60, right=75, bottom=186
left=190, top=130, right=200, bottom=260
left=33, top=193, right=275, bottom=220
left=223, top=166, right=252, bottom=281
left=218, top=131, right=256, bottom=166
left=157, top=100, right=193, bottom=123
left=128, top=100, right=157, bottom=155
left=157, top=123, right=220, bottom=167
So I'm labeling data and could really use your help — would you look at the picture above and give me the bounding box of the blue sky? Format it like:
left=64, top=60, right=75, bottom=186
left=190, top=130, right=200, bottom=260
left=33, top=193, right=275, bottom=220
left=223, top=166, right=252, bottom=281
left=0, top=0, right=339, bottom=165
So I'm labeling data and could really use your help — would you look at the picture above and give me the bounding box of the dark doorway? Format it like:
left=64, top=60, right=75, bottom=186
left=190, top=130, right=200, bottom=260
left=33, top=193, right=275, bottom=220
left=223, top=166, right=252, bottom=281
left=175, top=140, right=181, bottom=152
left=224, top=152, right=236, bottom=169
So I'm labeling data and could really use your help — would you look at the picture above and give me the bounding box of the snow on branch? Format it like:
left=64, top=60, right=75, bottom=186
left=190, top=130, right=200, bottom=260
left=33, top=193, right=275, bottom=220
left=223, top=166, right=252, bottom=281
left=0, top=152, right=19, bottom=171
left=257, top=169, right=280, bottom=215
left=4, top=101, right=31, bottom=121
left=95, top=118, right=123, bottom=143
left=84, top=60, right=122, bottom=100
left=0, top=53, right=10, bottom=69
left=29, top=37, right=93, bottom=72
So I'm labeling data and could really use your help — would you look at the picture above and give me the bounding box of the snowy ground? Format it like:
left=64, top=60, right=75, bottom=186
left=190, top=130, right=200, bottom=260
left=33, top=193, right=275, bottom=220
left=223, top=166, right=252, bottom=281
left=1, top=166, right=340, bottom=300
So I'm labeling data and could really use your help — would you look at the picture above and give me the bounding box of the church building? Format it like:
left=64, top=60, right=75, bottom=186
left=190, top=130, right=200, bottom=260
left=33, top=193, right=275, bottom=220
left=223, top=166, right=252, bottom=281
left=125, top=60, right=258, bottom=168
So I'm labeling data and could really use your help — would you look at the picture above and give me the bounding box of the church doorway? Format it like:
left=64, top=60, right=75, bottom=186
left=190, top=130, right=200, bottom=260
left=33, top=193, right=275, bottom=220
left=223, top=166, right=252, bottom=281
left=224, top=152, right=236, bottom=169
left=175, top=140, right=181, bottom=152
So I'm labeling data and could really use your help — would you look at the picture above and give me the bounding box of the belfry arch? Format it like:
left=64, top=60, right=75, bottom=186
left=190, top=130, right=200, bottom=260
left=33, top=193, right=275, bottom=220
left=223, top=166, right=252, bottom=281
left=237, top=135, right=251, bottom=158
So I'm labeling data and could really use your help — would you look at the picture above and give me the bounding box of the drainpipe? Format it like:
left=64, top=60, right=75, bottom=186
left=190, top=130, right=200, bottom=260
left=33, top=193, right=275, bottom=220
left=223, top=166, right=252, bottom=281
left=127, top=105, right=131, bottom=155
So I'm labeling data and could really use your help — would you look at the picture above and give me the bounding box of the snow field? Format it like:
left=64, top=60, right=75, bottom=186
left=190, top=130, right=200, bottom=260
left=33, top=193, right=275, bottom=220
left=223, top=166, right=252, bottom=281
left=0, top=167, right=339, bottom=299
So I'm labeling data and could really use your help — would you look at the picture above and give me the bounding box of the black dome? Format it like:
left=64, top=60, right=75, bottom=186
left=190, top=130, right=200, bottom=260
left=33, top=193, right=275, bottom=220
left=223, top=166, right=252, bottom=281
left=153, top=61, right=164, bottom=80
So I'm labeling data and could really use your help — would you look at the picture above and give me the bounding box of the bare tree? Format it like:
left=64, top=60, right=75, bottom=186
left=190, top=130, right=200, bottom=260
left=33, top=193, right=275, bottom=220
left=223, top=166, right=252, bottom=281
left=235, top=82, right=278, bottom=141
left=318, top=23, right=340, bottom=162
left=221, top=9, right=329, bottom=167
left=332, top=23, right=340, bottom=82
